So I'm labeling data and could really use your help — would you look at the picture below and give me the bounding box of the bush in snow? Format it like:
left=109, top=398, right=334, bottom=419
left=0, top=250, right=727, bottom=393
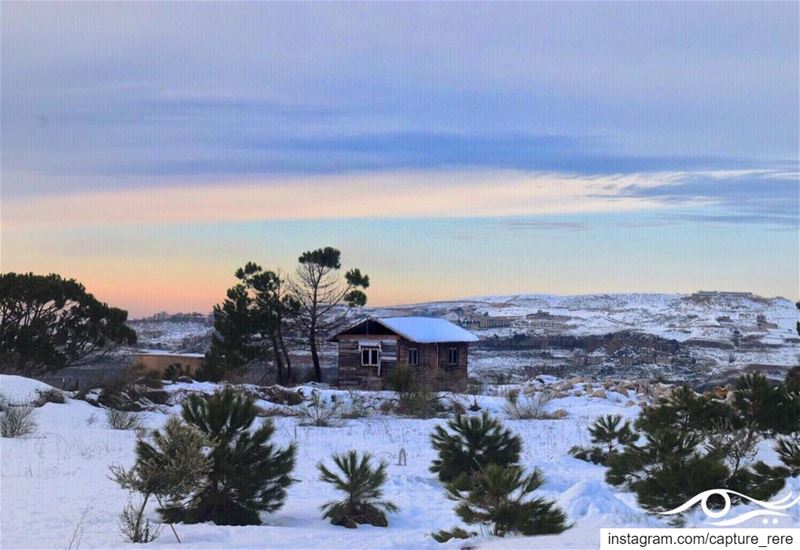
left=298, top=391, right=341, bottom=427
left=318, top=450, right=398, bottom=528
left=504, top=388, right=556, bottom=420
left=0, top=403, right=37, bottom=438
left=341, top=390, right=371, bottom=419
left=34, top=388, right=66, bottom=406
left=570, top=414, right=638, bottom=465
left=388, top=365, right=440, bottom=418
left=166, top=387, right=296, bottom=525
left=430, top=412, right=521, bottom=487
left=118, top=498, right=163, bottom=544
left=106, top=408, right=144, bottom=430
left=433, top=464, right=568, bottom=542
left=110, top=416, right=211, bottom=543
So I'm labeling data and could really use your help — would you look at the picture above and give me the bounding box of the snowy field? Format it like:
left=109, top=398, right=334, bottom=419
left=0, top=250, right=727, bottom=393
left=1, top=375, right=798, bottom=549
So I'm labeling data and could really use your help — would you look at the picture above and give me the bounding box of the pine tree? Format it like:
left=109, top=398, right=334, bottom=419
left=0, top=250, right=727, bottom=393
left=774, top=437, right=800, bottom=476
left=110, top=416, right=211, bottom=543
left=570, top=414, right=637, bottom=465
left=200, top=263, right=297, bottom=384
left=291, top=247, right=369, bottom=382
left=430, top=413, right=522, bottom=487
left=606, top=430, right=731, bottom=513
left=168, top=387, right=297, bottom=525
left=434, top=464, right=568, bottom=541
left=317, top=451, right=398, bottom=528
left=636, top=386, right=732, bottom=434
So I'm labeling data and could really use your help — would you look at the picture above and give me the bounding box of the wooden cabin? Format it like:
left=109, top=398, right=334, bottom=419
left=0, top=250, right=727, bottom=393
left=330, top=317, right=479, bottom=392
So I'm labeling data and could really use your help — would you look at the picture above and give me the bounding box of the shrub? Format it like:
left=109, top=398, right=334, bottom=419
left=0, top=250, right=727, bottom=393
left=0, top=404, right=37, bottom=438
left=570, top=415, right=638, bottom=465
left=106, top=408, right=144, bottom=430
left=505, top=389, right=556, bottom=420
left=388, top=365, right=440, bottom=418
left=318, top=451, right=398, bottom=528
left=164, top=363, right=192, bottom=382
left=430, top=413, right=522, bottom=486
left=342, top=391, right=371, bottom=419
left=34, top=388, right=66, bottom=406
left=434, top=464, right=568, bottom=541
left=119, top=499, right=163, bottom=544
left=166, top=387, right=296, bottom=525
left=379, top=400, right=395, bottom=415
left=387, top=365, right=416, bottom=395
left=298, top=391, right=342, bottom=426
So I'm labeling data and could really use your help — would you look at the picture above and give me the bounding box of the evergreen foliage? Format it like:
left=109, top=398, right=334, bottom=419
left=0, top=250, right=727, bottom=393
left=437, top=464, right=568, bottom=539
left=167, top=387, right=297, bottom=525
left=774, top=437, right=800, bottom=476
left=200, top=263, right=297, bottom=383
left=317, top=451, right=398, bottom=528
left=430, top=412, right=522, bottom=486
left=291, top=247, right=369, bottom=382
left=603, top=375, right=796, bottom=516
left=606, top=430, right=733, bottom=513
left=635, top=386, right=732, bottom=434
left=110, top=416, right=211, bottom=543
left=570, top=414, right=637, bottom=465
left=0, top=272, right=137, bottom=376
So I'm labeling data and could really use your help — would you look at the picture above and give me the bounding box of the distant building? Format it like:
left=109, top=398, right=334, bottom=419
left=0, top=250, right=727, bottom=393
left=330, top=317, right=478, bottom=392
left=131, top=351, right=204, bottom=376
left=462, top=315, right=515, bottom=329
left=691, top=291, right=754, bottom=299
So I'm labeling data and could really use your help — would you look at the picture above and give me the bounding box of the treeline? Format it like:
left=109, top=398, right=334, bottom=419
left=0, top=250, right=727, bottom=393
left=0, top=246, right=369, bottom=384
left=200, top=247, right=369, bottom=383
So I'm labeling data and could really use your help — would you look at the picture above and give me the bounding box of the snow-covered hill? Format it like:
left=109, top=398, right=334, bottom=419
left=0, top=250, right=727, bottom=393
left=127, top=292, right=799, bottom=387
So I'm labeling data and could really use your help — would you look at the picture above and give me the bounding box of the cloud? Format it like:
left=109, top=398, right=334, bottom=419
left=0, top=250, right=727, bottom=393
left=610, top=170, right=799, bottom=226
left=5, top=168, right=795, bottom=230
left=2, top=3, right=797, bottom=198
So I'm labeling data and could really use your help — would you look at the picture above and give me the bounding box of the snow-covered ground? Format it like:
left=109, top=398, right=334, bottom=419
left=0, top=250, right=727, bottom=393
left=2, top=375, right=797, bottom=549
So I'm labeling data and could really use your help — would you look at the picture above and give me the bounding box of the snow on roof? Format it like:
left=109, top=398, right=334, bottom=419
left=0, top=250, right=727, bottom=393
left=374, top=317, right=479, bottom=343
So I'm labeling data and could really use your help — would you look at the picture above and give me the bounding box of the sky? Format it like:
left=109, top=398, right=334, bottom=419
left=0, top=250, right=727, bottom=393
left=1, top=2, right=798, bottom=317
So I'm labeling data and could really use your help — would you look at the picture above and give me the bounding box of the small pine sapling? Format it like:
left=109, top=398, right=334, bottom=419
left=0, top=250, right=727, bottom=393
left=430, top=412, right=521, bottom=487
left=110, top=416, right=211, bottom=543
left=434, top=464, right=568, bottom=541
left=318, top=450, right=399, bottom=528
left=570, top=414, right=637, bottom=465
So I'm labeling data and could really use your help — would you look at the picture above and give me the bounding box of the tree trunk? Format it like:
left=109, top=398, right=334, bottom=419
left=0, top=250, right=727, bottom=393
left=270, top=332, right=285, bottom=385
left=278, top=329, right=293, bottom=384
left=309, top=326, right=321, bottom=382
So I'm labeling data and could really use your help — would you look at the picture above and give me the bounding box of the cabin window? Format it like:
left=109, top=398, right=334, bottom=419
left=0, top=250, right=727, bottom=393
left=448, top=347, right=459, bottom=365
left=408, top=348, right=419, bottom=366
left=361, top=347, right=380, bottom=367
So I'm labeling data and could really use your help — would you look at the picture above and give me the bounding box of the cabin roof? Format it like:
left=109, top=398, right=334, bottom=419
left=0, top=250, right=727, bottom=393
left=332, top=316, right=479, bottom=343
